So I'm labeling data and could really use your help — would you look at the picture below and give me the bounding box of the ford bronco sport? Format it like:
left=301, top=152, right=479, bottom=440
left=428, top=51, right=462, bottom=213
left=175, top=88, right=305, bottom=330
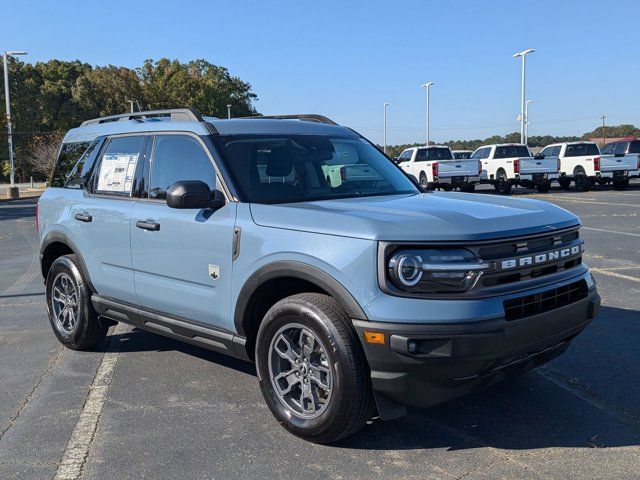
left=38, top=109, right=600, bottom=443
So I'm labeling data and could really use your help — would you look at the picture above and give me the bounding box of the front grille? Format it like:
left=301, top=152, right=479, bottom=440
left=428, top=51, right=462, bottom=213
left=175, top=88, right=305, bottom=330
left=503, top=280, right=588, bottom=321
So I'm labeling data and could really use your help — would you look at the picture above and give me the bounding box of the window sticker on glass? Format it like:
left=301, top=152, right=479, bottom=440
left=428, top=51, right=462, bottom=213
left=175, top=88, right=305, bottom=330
left=97, top=153, right=138, bottom=193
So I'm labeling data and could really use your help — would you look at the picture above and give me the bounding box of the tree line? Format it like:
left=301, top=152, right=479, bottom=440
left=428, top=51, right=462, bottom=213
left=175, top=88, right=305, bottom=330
left=0, top=58, right=259, bottom=181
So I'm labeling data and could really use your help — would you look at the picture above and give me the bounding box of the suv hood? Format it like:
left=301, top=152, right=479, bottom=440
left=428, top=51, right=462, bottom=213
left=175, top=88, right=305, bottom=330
left=249, top=192, right=579, bottom=242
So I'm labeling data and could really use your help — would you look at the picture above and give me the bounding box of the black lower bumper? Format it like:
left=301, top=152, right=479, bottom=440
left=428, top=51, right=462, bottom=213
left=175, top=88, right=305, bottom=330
left=353, top=289, right=600, bottom=418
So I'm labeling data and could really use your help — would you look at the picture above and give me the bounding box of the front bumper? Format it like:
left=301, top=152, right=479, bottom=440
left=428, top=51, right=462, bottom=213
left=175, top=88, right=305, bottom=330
left=353, top=286, right=599, bottom=415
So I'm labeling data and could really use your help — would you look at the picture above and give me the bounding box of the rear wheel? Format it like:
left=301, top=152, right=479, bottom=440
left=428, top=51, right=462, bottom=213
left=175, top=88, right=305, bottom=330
left=613, top=178, right=629, bottom=190
left=46, top=254, right=108, bottom=350
left=441, top=184, right=453, bottom=192
left=535, top=182, right=551, bottom=194
left=558, top=177, right=572, bottom=190
left=496, top=170, right=513, bottom=195
left=419, top=172, right=429, bottom=190
left=461, top=185, right=476, bottom=193
left=574, top=170, right=591, bottom=192
left=256, top=293, right=374, bottom=444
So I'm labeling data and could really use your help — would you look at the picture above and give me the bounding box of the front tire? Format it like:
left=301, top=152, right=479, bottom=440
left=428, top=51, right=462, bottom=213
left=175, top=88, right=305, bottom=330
left=558, top=177, right=572, bottom=190
left=45, top=254, right=108, bottom=350
left=256, top=293, right=374, bottom=444
left=613, top=178, right=629, bottom=190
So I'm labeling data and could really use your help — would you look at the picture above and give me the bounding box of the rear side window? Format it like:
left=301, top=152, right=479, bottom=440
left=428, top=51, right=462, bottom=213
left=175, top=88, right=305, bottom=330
left=417, top=148, right=453, bottom=160
left=601, top=143, right=615, bottom=154
left=148, top=135, right=216, bottom=200
left=92, top=136, right=146, bottom=196
left=628, top=141, right=640, bottom=154
left=50, top=142, right=91, bottom=187
left=614, top=142, right=630, bottom=155
left=564, top=144, right=600, bottom=157
left=494, top=145, right=530, bottom=159
left=65, top=140, right=102, bottom=189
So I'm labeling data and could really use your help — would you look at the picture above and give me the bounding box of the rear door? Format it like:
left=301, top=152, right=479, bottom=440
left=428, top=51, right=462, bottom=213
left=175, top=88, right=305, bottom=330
left=67, top=135, right=147, bottom=305
left=130, top=133, right=236, bottom=328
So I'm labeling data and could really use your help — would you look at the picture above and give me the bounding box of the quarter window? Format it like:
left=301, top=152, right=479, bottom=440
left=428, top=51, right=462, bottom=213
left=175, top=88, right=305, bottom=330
left=93, top=136, right=146, bottom=196
left=50, top=142, right=91, bottom=187
left=148, top=135, right=216, bottom=200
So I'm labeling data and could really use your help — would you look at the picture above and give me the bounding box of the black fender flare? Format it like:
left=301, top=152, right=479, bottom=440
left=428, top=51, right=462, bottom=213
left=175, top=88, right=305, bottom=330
left=233, top=261, right=368, bottom=337
left=39, top=230, right=96, bottom=293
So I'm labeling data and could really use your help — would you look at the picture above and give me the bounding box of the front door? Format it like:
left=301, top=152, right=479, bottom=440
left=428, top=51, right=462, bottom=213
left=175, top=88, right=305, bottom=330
left=130, top=133, right=236, bottom=330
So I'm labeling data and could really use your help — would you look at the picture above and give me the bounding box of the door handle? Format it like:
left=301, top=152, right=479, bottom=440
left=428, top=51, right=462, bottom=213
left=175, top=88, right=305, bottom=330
left=136, top=219, right=160, bottom=231
left=74, top=212, right=92, bottom=223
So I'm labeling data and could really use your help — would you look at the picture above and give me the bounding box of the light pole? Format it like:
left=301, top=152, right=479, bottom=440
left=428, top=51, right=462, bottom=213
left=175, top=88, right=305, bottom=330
left=383, top=102, right=389, bottom=154
left=227, top=104, right=232, bottom=119
left=513, top=49, right=535, bottom=144
left=600, top=114, right=606, bottom=147
left=525, top=100, right=533, bottom=145
left=420, top=82, right=435, bottom=145
left=3, top=50, right=27, bottom=196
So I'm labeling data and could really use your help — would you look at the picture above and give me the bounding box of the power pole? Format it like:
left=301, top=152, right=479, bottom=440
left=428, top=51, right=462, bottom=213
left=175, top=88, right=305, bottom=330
left=601, top=114, right=606, bottom=147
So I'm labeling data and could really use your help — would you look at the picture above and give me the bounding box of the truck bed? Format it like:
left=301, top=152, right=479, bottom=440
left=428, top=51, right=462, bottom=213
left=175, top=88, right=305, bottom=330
left=435, top=159, right=480, bottom=178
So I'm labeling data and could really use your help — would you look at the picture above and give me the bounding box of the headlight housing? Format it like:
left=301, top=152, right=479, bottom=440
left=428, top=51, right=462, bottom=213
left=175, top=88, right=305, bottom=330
left=387, top=248, right=489, bottom=294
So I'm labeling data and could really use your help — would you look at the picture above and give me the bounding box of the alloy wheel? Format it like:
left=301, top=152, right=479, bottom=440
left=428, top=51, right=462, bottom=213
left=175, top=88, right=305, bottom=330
left=51, top=272, right=80, bottom=333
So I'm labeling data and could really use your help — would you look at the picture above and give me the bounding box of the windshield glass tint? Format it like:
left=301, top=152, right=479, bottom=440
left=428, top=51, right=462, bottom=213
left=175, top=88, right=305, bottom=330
left=214, top=135, right=418, bottom=204
left=418, top=148, right=453, bottom=160
left=565, top=143, right=600, bottom=157
left=494, top=145, right=530, bottom=159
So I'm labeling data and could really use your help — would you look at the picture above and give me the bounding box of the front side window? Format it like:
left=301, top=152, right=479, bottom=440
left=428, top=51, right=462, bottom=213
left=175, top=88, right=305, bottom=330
left=416, top=147, right=453, bottom=161
left=614, top=142, right=630, bottom=155
left=93, top=136, right=145, bottom=196
left=481, top=147, right=492, bottom=159
left=600, top=143, right=615, bottom=154
left=539, top=146, right=553, bottom=157
left=397, top=150, right=413, bottom=162
left=149, top=135, right=216, bottom=200
left=50, top=142, right=91, bottom=187
left=494, top=145, right=530, bottom=159
left=628, top=141, right=640, bottom=154
left=470, top=149, right=482, bottom=160
left=214, top=135, right=418, bottom=204
left=565, top=143, right=600, bottom=157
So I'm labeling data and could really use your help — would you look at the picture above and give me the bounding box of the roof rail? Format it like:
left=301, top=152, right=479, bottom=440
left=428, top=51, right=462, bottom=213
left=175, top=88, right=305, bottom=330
left=80, top=108, right=204, bottom=127
left=239, top=114, right=338, bottom=126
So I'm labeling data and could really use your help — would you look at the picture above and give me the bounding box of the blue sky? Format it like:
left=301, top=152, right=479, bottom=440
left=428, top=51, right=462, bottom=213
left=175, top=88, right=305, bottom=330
left=2, top=0, right=639, bottom=144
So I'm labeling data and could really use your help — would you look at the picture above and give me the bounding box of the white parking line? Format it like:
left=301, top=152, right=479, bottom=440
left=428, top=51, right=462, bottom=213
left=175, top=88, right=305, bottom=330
left=54, top=323, right=128, bottom=480
left=582, top=226, right=640, bottom=238
left=590, top=268, right=640, bottom=284
left=545, top=197, right=639, bottom=208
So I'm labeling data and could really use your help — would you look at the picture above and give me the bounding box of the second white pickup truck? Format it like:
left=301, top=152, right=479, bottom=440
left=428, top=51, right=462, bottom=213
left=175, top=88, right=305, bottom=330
left=398, top=146, right=481, bottom=192
left=472, top=143, right=559, bottom=194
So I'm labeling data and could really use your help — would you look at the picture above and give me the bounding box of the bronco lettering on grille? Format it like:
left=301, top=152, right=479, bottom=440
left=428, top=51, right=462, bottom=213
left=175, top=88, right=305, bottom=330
left=499, top=244, right=583, bottom=270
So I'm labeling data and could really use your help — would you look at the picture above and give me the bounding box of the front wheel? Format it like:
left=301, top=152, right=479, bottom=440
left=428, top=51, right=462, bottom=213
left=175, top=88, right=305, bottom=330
left=558, top=177, right=572, bottom=190
left=46, top=254, right=108, bottom=350
left=613, top=178, right=629, bottom=190
left=256, top=293, right=374, bottom=444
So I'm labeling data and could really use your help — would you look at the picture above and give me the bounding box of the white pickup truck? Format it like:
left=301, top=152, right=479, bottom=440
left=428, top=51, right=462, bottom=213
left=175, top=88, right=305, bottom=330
left=599, top=139, right=640, bottom=187
left=540, top=141, right=636, bottom=191
left=472, top=143, right=559, bottom=194
left=397, top=145, right=481, bottom=192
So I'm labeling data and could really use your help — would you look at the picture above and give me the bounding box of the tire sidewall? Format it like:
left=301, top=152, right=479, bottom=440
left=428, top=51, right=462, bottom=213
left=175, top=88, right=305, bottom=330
left=255, top=299, right=357, bottom=438
left=45, top=256, right=93, bottom=347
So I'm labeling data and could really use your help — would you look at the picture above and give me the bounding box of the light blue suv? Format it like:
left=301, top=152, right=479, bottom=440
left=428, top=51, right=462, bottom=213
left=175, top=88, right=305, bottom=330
left=38, top=109, right=600, bottom=443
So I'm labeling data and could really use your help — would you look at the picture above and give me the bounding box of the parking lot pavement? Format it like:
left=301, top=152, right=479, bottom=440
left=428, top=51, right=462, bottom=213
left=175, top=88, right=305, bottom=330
left=1, top=184, right=639, bottom=480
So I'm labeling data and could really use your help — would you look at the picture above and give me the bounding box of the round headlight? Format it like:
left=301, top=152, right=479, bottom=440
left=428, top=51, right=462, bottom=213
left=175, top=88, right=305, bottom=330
left=390, top=253, right=423, bottom=287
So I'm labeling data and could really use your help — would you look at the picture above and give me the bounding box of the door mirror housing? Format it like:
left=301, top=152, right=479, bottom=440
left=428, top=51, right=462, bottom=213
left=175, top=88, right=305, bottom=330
left=166, top=180, right=225, bottom=210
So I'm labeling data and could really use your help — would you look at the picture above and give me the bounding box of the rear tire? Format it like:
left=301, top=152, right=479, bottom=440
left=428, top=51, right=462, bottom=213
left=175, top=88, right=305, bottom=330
left=461, top=185, right=476, bottom=193
left=574, top=170, right=591, bottom=192
left=558, top=177, right=572, bottom=190
left=419, top=172, right=429, bottom=190
left=496, top=170, right=513, bottom=195
left=256, top=293, right=374, bottom=444
left=45, top=254, right=108, bottom=350
left=613, top=178, right=629, bottom=190
left=535, top=182, right=551, bottom=194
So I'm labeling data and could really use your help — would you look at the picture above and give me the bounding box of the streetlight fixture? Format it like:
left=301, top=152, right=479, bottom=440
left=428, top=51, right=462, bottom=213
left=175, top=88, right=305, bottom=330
left=227, top=104, right=232, bottom=119
left=525, top=100, right=533, bottom=145
left=420, top=82, right=435, bottom=145
left=513, top=48, right=535, bottom=144
left=383, top=102, right=389, bottom=154
left=3, top=50, right=27, bottom=197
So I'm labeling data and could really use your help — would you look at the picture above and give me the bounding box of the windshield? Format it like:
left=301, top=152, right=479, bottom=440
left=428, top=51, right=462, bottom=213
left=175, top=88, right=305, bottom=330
left=213, top=135, right=418, bottom=204
left=417, top=147, right=453, bottom=160
left=565, top=143, right=600, bottom=157
left=494, top=145, right=530, bottom=159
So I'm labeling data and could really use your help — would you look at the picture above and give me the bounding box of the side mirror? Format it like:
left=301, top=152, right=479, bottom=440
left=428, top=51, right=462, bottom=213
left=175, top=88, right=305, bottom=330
left=533, top=154, right=545, bottom=159
left=166, top=180, right=225, bottom=210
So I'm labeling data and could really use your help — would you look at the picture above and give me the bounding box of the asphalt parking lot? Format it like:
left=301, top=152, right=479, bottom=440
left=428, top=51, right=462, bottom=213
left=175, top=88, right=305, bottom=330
left=1, top=183, right=639, bottom=480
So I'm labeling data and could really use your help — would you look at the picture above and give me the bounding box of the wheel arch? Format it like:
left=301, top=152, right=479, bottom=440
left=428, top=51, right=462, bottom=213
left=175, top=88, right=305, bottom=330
left=234, top=261, right=368, bottom=360
left=40, top=231, right=96, bottom=293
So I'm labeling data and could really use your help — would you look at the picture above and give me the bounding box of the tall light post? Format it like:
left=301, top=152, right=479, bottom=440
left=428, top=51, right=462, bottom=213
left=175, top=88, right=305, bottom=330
left=3, top=50, right=27, bottom=196
left=525, top=100, right=533, bottom=145
left=420, top=82, right=435, bottom=145
left=227, top=104, right=232, bottom=119
left=383, top=102, right=389, bottom=154
left=513, top=49, right=535, bottom=144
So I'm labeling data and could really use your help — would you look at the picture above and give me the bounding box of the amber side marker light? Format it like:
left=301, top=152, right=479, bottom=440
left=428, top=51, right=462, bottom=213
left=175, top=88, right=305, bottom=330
left=364, top=331, right=386, bottom=344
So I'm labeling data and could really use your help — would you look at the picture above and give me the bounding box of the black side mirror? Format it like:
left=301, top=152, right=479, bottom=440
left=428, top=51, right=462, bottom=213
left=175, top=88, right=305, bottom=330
left=166, top=180, right=225, bottom=210
left=534, top=154, right=545, bottom=159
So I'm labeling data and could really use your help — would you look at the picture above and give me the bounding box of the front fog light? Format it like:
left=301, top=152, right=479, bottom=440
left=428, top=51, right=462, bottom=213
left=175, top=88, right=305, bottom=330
left=388, top=249, right=489, bottom=294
